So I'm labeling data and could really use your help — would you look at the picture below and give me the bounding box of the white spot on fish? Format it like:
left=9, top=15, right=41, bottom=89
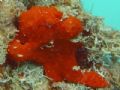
left=13, top=46, right=17, bottom=49
left=16, top=40, right=20, bottom=43
left=72, top=66, right=80, bottom=71
left=17, top=54, right=24, bottom=58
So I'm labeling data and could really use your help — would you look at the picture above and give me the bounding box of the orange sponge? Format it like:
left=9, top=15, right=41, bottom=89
left=7, top=6, right=109, bottom=88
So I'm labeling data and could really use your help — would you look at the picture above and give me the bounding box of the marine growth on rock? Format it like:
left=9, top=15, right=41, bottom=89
left=7, top=6, right=109, bottom=88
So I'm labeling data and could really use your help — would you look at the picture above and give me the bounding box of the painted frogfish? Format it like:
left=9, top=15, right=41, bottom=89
left=7, top=6, right=109, bottom=88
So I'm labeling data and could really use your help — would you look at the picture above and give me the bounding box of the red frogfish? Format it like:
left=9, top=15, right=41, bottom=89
left=7, top=6, right=109, bottom=88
